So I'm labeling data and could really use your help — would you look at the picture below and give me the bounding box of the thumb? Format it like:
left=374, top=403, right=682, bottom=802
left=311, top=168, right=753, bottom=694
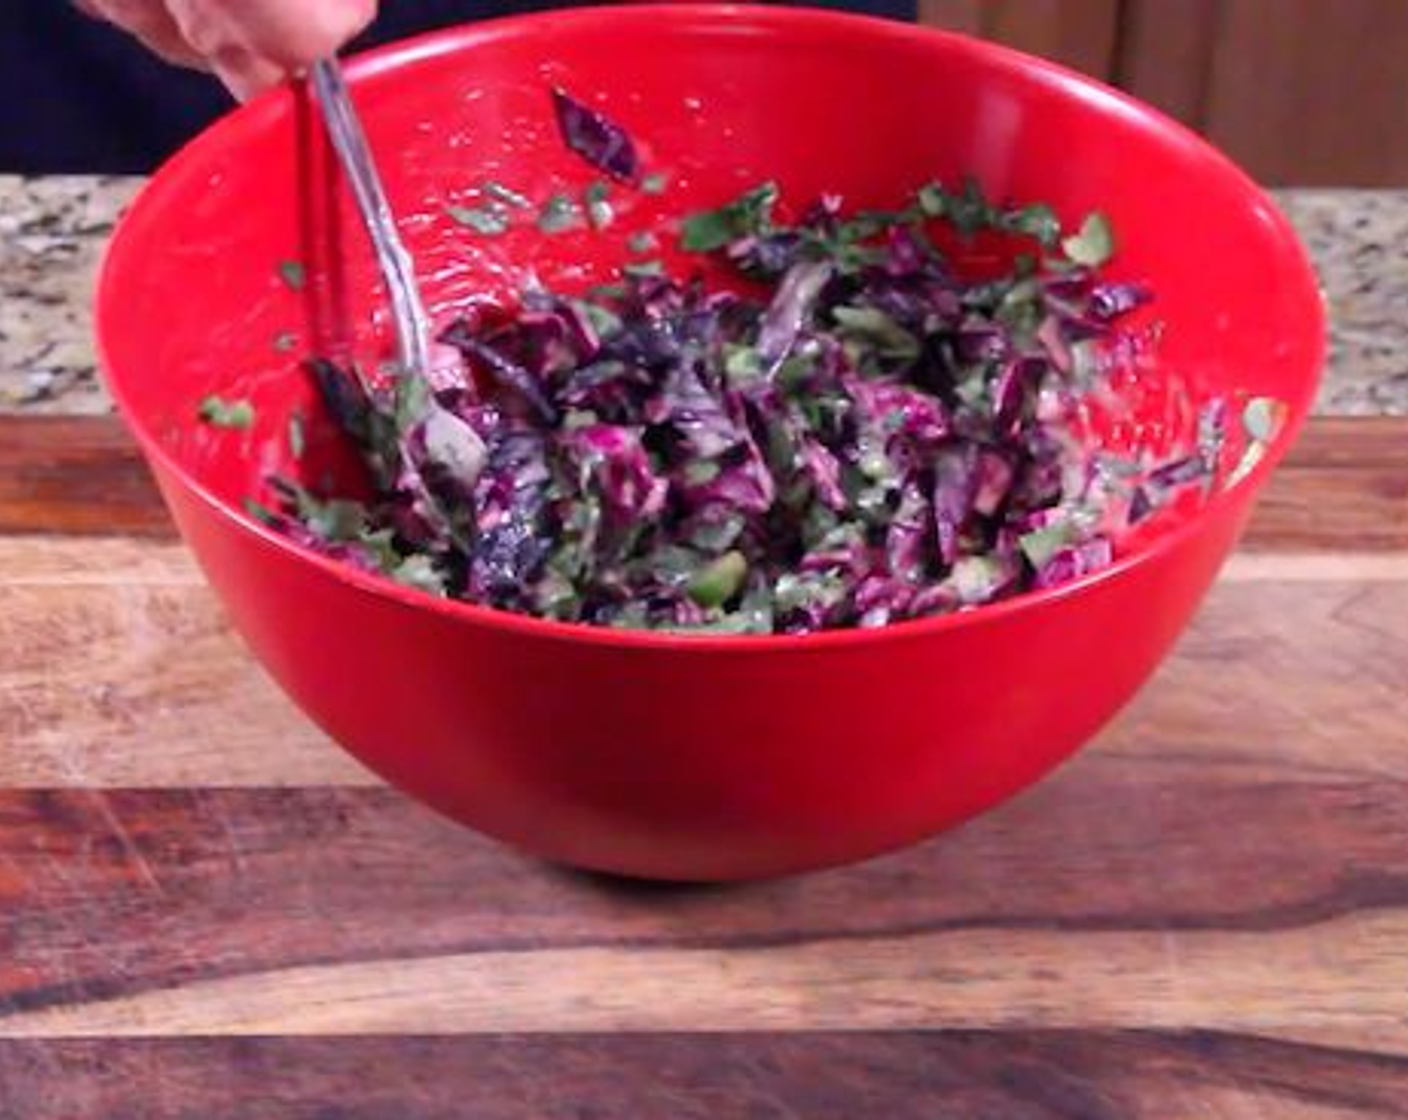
left=207, top=46, right=286, bottom=102
left=167, top=0, right=377, bottom=83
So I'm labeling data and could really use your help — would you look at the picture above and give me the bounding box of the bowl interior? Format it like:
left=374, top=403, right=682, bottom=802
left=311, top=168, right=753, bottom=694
left=98, top=4, right=1323, bottom=558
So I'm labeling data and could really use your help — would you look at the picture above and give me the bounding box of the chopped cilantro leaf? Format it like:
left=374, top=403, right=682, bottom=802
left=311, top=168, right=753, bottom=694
left=584, top=180, right=614, bottom=230
left=277, top=260, right=306, bottom=291
left=537, top=193, right=582, bottom=234
left=680, top=182, right=778, bottom=252
left=198, top=395, right=255, bottom=430
left=482, top=181, right=531, bottom=209
left=447, top=204, right=510, bottom=235
left=1062, top=211, right=1115, bottom=267
left=622, top=258, right=665, bottom=279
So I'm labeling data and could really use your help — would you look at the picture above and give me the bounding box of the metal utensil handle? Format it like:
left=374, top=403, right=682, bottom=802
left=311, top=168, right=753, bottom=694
left=310, top=57, right=432, bottom=378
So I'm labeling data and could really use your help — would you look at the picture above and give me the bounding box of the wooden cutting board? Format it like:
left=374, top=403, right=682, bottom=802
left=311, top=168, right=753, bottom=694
left=1, top=415, right=1405, bottom=1118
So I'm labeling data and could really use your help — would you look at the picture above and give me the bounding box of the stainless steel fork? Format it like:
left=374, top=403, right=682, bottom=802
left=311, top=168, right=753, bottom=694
left=308, top=57, right=486, bottom=524
left=309, top=56, right=433, bottom=383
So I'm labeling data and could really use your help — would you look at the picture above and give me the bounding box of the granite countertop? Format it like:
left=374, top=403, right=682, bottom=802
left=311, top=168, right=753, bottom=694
left=1, top=176, right=140, bottom=414
left=2, top=175, right=1405, bottom=415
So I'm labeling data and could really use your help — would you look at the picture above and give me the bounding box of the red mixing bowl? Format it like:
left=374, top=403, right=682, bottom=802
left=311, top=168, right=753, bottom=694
left=96, top=5, right=1324, bottom=880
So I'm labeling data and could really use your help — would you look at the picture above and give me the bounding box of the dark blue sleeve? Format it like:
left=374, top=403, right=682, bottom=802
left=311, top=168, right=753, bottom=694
left=0, top=1, right=914, bottom=173
left=808, top=0, right=915, bottom=15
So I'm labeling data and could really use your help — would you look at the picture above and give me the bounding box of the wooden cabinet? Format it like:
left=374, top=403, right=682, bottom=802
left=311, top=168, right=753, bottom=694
left=918, top=0, right=1408, bottom=186
left=917, top=0, right=1121, bottom=77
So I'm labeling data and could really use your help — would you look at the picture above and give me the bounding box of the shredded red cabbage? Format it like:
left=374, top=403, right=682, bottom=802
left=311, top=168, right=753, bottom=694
left=551, top=88, right=640, bottom=183
left=248, top=91, right=1251, bottom=636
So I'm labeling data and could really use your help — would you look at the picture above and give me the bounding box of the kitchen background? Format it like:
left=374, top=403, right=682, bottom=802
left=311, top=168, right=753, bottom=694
left=919, top=0, right=1407, bottom=186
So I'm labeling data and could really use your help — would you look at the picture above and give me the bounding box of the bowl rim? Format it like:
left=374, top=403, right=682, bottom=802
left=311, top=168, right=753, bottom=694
left=95, top=2, right=1327, bottom=655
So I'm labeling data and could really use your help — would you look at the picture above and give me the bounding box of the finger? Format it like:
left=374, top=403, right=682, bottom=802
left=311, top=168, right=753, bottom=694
left=79, top=0, right=207, bottom=68
left=168, top=0, right=377, bottom=72
left=208, top=44, right=287, bottom=102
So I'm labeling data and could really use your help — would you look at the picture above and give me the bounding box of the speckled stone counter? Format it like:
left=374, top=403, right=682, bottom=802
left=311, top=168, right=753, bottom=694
left=1, top=176, right=139, bottom=414
left=1277, top=190, right=1408, bottom=415
left=1, top=176, right=1405, bottom=415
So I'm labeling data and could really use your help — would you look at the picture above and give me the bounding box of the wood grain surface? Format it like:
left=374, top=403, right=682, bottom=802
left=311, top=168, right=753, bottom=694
left=0, top=417, right=163, bottom=537
left=2, top=1034, right=1406, bottom=1119
left=0, top=415, right=1405, bottom=1117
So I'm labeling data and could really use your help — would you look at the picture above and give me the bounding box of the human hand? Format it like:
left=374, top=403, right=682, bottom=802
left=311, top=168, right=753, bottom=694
left=77, top=0, right=377, bottom=99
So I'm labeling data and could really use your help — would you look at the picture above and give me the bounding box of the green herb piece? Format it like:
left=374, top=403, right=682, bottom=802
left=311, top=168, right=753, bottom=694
left=912, top=180, right=1002, bottom=235
left=774, top=570, right=847, bottom=618
left=683, top=459, right=723, bottom=487
left=672, top=585, right=775, bottom=635
left=775, top=353, right=816, bottom=388
left=831, top=306, right=921, bottom=362
left=723, top=344, right=765, bottom=383
left=1242, top=396, right=1284, bottom=444
left=917, top=179, right=995, bottom=236
left=687, top=511, right=746, bottom=553
left=288, top=411, right=306, bottom=460
left=687, top=550, right=749, bottom=608
left=1227, top=396, right=1285, bottom=488
left=534, top=567, right=582, bottom=620
left=482, top=181, right=531, bottom=209
left=447, top=204, right=510, bottom=235
left=603, top=601, right=649, bottom=630
left=272, top=330, right=298, bottom=354
left=391, top=554, right=447, bottom=595
left=623, top=259, right=665, bottom=279
left=197, top=395, right=256, bottom=430
left=243, top=497, right=279, bottom=524
left=393, top=369, right=432, bottom=433
left=575, top=299, right=623, bottom=338
left=996, top=276, right=1044, bottom=334
left=537, top=193, right=582, bottom=234
left=680, top=181, right=779, bottom=252
left=587, top=282, right=629, bottom=301
left=1227, top=439, right=1267, bottom=488
left=916, top=183, right=948, bottom=219
left=826, top=241, right=889, bottom=276
left=584, top=180, right=614, bottom=229
left=286, top=485, right=367, bottom=540
left=851, top=208, right=917, bottom=241
left=1062, top=211, right=1115, bottom=267
left=1019, top=522, right=1075, bottom=570
left=277, top=260, right=306, bottom=291
left=952, top=366, right=990, bottom=411
left=311, top=500, right=367, bottom=541
left=1005, top=202, right=1062, bottom=248
left=951, top=179, right=998, bottom=236
left=641, top=172, right=669, bottom=195
left=626, top=230, right=660, bottom=254
left=353, top=527, right=399, bottom=571
left=1069, top=340, right=1103, bottom=387
left=624, top=544, right=691, bottom=588
left=854, top=429, right=892, bottom=482
left=562, top=408, right=600, bottom=432
left=949, top=556, right=1006, bottom=604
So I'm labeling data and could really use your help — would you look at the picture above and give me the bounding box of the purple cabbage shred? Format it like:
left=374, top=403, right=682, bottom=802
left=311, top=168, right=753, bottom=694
left=551, top=88, right=640, bottom=183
